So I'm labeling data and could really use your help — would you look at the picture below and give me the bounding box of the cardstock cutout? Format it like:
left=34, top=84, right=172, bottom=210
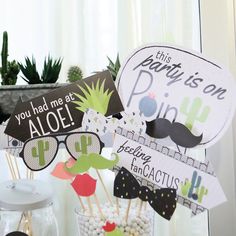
left=114, top=167, right=177, bottom=220
left=146, top=118, right=202, bottom=148
left=71, top=173, right=97, bottom=197
left=19, top=132, right=103, bottom=171
left=103, top=221, right=124, bottom=236
left=65, top=153, right=119, bottom=174
left=6, top=232, right=28, bottom=236
left=51, top=162, right=76, bottom=180
left=73, top=79, right=114, bottom=115
left=82, top=108, right=146, bottom=138
left=113, top=127, right=226, bottom=215
left=116, top=44, right=236, bottom=148
left=5, top=71, right=124, bottom=142
left=0, top=120, right=23, bottom=157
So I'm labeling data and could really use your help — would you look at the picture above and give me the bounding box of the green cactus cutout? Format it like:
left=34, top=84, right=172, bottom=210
left=75, top=135, right=92, bottom=155
left=180, top=179, right=191, bottom=196
left=180, top=97, right=210, bottom=130
left=72, top=79, right=114, bottom=115
left=197, top=186, right=208, bottom=203
left=31, top=140, right=49, bottom=166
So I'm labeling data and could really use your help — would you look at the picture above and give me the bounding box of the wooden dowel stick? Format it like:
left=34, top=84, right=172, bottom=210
left=135, top=198, right=139, bottom=208
left=94, top=193, right=104, bottom=218
left=17, top=213, right=24, bottom=231
left=125, top=200, right=132, bottom=223
left=86, top=197, right=93, bottom=216
left=78, top=196, right=86, bottom=211
left=116, top=197, right=120, bottom=216
left=144, top=201, right=147, bottom=210
left=96, top=170, right=113, bottom=205
left=6, top=153, right=16, bottom=179
left=13, top=155, right=21, bottom=179
left=137, top=200, right=143, bottom=217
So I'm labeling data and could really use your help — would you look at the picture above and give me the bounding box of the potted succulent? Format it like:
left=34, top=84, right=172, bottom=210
left=0, top=31, right=64, bottom=123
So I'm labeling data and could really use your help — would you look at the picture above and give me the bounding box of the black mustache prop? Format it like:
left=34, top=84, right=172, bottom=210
left=146, top=118, right=203, bottom=148
left=114, top=167, right=177, bottom=220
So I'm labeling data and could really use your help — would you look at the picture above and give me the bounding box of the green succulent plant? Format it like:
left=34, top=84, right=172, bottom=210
left=107, top=54, right=120, bottom=81
left=0, top=31, right=20, bottom=85
left=18, top=55, right=62, bottom=84
left=72, top=79, right=113, bottom=115
left=67, top=66, right=83, bottom=82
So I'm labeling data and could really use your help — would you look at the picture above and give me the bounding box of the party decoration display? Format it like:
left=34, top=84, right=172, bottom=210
left=102, top=221, right=124, bottom=236
left=146, top=118, right=202, bottom=149
left=114, top=167, right=177, bottom=220
left=71, top=174, right=97, bottom=197
left=65, top=153, right=119, bottom=174
left=113, top=127, right=226, bottom=215
left=5, top=70, right=123, bottom=142
left=19, top=132, right=103, bottom=171
left=116, top=44, right=236, bottom=148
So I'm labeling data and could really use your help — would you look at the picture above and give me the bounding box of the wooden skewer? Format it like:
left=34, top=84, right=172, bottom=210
left=78, top=196, right=86, bottom=211
left=116, top=197, right=120, bottom=216
left=96, top=170, right=113, bottom=206
left=86, top=197, right=93, bottom=216
left=6, top=153, right=16, bottom=179
left=125, top=200, right=132, bottom=223
left=17, top=213, right=24, bottom=231
left=13, top=155, right=21, bottom=179
left=137, top=200, right=143, bottom=217
left=93, top=193, right=104, bottom=218
left=144, top=201, right=147, bottom=210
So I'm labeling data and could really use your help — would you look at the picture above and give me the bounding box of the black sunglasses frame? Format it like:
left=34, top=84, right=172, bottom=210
left=19, top=131, right=104, bottom=171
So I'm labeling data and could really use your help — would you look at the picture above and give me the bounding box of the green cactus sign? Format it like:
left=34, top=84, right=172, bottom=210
left=116, top=44, right=236, bottom=148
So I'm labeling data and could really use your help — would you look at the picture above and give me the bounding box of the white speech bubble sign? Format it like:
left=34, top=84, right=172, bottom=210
left=116, top=44, right=236, bottom=148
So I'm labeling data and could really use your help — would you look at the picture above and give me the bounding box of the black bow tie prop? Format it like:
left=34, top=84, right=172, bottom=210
left=114, top=167, right=177, bottom=220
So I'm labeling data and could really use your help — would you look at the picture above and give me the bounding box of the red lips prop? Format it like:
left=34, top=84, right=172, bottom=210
left=71, top=173, right=97, bottom=197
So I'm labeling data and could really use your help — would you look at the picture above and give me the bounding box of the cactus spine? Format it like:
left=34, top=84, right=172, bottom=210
left=180, top=97, right=210, bottom=130
left=75, top=135, right=92, bottom=155
left=31, top=140, right=50, bottom=166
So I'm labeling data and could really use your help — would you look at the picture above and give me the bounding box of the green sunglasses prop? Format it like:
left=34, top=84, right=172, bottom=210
left=19, top=132, right=104, bottom=171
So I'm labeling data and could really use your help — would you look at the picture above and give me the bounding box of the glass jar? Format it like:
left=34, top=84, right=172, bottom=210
left=0, top=179, right=58, bottom=236
left=75, top=200, right=154, bottom=236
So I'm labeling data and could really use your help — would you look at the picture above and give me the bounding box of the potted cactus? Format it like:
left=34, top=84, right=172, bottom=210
left=0, top=31, right=65, bottom=123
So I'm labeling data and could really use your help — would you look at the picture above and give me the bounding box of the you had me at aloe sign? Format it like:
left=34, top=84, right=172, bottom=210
left=5, top=71, right=124, bottom=142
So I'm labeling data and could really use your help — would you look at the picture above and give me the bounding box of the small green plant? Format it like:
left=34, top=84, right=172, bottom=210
left=75, top=135, right=92, bottom=155
left=107, top=54, right=120, bottom=81
left=67, top=66, right=83, bottom=82
left=18, top=55, right=62, bottom=84
left=31, top=140, right=49, bottom=166
left=0, top=31, right=20, bottom=85
left=72, top=79, right=113, bottom=115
